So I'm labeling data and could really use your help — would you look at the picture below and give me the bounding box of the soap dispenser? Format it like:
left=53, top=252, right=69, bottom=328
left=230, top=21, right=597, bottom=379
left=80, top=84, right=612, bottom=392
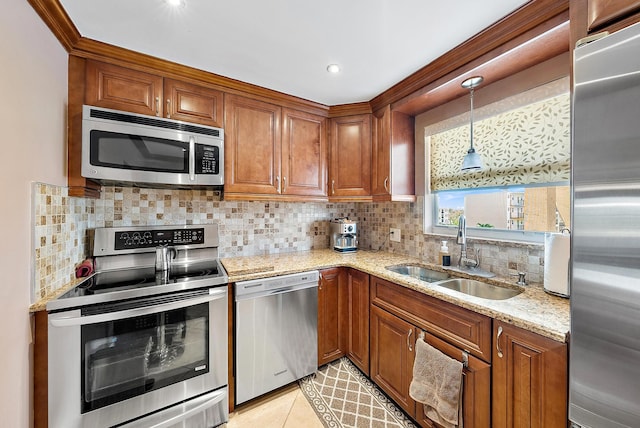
left=439, top=240, right=451, bottom=266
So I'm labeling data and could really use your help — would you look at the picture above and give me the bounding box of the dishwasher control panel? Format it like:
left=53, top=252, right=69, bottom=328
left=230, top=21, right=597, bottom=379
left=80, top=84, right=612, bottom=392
left=234, top=270, right=319, bottom=298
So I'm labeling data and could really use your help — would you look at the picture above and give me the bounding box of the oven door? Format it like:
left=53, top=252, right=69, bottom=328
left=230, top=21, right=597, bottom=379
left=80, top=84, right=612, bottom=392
left=48, top=286, right=228, bottom=428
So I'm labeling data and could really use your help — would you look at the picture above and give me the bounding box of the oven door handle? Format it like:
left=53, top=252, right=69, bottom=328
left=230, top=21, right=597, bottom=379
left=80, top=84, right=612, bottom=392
left=120, top=387, right=227, bottom=428
left=50, top=288, right=227, bottom=328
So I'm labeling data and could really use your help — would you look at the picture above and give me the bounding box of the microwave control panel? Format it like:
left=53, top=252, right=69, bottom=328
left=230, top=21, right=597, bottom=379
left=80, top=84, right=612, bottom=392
left=196, top=145, right=219, bottom=174
left=114, top=228, right=205, bottom=250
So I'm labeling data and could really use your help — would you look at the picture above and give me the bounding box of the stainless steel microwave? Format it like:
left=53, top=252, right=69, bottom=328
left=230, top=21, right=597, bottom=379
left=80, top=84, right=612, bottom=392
left=82, top=105, right=224, bottom=188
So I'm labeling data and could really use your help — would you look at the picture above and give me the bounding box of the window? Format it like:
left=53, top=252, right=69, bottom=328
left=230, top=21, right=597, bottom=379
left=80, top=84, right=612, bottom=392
left=425, top=77, right=570, bottom=240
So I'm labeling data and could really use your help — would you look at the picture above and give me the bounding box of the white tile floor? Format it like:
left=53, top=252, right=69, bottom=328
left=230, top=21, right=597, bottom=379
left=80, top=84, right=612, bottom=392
left=227, top=383, right=323, bottom=428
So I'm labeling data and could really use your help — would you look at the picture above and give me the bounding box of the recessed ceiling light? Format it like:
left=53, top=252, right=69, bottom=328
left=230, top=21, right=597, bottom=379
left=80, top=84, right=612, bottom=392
left=165, top=0, right=185, bottom=7
left=326, top=64, right=341, bottom=74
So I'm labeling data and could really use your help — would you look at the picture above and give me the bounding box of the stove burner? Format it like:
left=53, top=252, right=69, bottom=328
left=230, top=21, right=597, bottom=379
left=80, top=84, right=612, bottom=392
left=58, top=261, right=223, bottom=301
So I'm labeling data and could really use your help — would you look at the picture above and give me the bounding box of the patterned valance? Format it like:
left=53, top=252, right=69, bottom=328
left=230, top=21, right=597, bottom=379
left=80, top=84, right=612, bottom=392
left=429, top=92, right=570, bottom=191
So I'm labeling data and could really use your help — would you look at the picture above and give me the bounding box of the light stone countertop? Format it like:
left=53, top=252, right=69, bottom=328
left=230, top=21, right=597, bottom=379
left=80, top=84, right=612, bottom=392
left=31, top=248, right=570, bottom=343
left=221, top=248, right=570, bottom=342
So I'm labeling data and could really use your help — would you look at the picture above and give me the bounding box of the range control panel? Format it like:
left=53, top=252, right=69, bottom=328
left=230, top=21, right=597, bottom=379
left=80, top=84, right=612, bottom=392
left=114, top=228, right=205, bottom=250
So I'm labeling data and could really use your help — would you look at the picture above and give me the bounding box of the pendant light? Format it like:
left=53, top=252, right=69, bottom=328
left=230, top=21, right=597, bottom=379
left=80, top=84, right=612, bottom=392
left=460, top=76, right=484, bottom=172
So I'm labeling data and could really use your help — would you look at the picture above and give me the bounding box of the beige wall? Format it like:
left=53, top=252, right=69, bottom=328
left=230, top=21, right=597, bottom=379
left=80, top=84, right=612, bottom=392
left=0, top=1, right=68, bottom=426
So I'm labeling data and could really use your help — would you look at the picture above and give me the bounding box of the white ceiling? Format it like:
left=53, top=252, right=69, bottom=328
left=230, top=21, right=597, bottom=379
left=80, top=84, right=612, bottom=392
left=59, top=0, right=528, bottom=106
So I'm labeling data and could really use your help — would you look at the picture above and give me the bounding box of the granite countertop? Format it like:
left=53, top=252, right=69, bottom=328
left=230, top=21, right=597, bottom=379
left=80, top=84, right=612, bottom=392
left=31, top=248, right=570, bottom=342
left=221, top=248, right=570, bottom=342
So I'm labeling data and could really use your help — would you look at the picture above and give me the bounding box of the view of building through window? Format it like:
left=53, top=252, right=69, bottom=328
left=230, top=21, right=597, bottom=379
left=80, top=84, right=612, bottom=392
left=435, top=184, right=570, bottom=232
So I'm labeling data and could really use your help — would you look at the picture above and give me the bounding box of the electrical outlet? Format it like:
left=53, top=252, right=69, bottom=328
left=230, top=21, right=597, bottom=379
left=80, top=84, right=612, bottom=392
left=389, top=228, right=401, bottom=242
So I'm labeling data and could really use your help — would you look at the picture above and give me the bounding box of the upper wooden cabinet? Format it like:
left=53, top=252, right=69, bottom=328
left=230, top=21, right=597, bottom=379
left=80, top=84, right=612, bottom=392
left=224, top=94, right=328, bottom=200
left=329, top=114, right=372, bottom=201
left=224, top=94, right=281, bottom=196
left=372, top=105, right=416, bottom=202
left=85, top=60, right=224, bottom=127
left=85, top=60, right=163, bottom=117
left=492, top=321, right=568, bottom=428
left=163, top=78, right=224, bottom=128
left=281, top=108, right=327, bottom=197
left=587, top=0, right=640, bottom=31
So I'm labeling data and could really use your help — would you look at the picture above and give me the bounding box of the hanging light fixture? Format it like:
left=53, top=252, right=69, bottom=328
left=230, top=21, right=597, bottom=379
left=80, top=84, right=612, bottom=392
left=460, top=76, right=484, bottom=172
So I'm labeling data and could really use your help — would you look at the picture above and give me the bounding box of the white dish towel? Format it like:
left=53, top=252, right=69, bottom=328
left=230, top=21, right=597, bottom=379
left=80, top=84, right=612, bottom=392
left=409, top=337, right=464, bottom=428
left=543, top=232, right=570, bottom=297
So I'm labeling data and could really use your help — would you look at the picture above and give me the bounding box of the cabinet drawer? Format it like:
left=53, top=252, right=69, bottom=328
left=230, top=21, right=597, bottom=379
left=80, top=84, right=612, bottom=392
left=370, top=276, right=492, bottom=362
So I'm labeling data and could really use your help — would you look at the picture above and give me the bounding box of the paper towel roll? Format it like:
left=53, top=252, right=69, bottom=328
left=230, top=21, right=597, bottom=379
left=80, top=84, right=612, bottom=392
left=543, top=233, right=570, bottom=297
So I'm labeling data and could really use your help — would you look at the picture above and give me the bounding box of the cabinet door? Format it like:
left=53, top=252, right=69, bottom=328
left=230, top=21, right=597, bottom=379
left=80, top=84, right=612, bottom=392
left=492, top=322, right=568, bottom=428
left=372, top=106, right=415, bottom=202
left=372, top=106, right=391, bottom=197
left=347, top=269, right=369, bottom=375
left=85, top=60, right=163, bottom=117
left=370, top=305, right=416, bottom=417
left=164, top=78, right=224, bottom=127
left=281, top=108, right=327, bottom=197
left=318, top=268, right=347, bottom=366
left=414, top=332, right=490, bottom=428
left=224, top=94, right=281, bottom=195
left=329, top=114, right=372, bottom=199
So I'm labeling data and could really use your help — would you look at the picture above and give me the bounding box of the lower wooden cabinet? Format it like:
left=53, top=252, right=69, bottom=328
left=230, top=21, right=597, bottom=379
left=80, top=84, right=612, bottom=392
left=318, top=268, right=347, bottom=366
left=492, top=321, right=568, bottom=428
left=414, top=332, right=490, bottom=428
left=370, top=304, right=417, bottom=417
left=346, top=268, right=370, bottom=375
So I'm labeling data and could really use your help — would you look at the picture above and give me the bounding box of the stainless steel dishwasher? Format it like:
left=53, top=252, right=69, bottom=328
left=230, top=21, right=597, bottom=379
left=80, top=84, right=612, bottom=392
left=234, top=270, right=318, bottom=405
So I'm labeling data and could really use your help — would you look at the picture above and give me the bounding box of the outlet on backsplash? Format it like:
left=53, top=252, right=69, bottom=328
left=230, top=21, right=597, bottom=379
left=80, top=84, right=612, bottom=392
left=389, top=228, right=401, bottom=242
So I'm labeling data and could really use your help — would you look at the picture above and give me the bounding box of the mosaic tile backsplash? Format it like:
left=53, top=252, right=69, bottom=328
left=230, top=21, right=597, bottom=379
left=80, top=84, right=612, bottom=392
left=32, top=184, right=545, bottom=303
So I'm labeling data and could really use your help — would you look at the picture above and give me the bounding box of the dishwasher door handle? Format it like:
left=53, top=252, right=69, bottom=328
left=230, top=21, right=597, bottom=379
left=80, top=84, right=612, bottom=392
left=269, top=286, right=294, bottom=295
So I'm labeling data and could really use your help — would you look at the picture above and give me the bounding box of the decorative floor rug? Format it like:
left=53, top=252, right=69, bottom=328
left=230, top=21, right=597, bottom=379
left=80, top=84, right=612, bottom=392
left=299, top=358, right=417, bottom=428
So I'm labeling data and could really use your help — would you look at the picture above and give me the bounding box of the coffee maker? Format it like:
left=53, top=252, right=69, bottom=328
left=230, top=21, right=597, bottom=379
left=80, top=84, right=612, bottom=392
left=330, top=218, right=358, bottom=252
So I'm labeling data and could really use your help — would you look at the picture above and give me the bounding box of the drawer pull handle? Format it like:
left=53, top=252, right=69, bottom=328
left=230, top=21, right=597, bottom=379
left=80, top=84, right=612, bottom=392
left=407, top=328, right=413, bottom=352
left=497, top=325, right=504, bottom=358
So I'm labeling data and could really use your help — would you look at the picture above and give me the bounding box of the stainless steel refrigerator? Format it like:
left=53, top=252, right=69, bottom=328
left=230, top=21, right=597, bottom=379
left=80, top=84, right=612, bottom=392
left=570, top=22, right=640, bottom=428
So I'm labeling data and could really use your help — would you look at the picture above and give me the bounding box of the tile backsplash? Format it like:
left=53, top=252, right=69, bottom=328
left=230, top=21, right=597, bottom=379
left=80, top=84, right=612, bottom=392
left=32, top=184, right=545, bottom=303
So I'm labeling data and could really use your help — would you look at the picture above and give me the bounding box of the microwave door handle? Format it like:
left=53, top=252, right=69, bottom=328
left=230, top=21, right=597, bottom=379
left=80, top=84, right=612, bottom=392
left=50, top=288, right=226, bottom=328
left=189, top=136, right=196, bottom=181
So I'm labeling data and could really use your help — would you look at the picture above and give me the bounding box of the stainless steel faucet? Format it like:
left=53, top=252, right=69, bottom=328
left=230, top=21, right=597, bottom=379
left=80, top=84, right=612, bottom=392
left=457, top=215, right=478, bottom=268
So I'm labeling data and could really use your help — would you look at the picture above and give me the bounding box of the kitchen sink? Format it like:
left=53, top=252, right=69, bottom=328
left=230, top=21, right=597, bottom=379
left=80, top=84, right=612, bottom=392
left=435, top=278, right=523, bottom=300
left=386, top=264, right=522, bottom=300
left=386, top=264, right=450, bottom=283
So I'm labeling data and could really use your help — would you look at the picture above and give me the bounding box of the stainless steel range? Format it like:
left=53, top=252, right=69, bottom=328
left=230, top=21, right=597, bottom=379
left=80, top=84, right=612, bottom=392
left=46, top=224, right=229, bottom=428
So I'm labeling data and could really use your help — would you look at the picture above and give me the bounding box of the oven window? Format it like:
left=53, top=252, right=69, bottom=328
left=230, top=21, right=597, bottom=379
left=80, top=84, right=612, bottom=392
left=90, top=130, right=189, bottom=173
left=81, top=303, right=209, bottom=412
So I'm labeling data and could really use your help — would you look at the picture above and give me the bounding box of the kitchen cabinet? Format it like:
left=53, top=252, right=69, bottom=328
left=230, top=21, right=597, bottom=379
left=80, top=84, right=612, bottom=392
left=281, top=108, right=327, bottom=197
left=329, top=114, right=372, bottom=201
left=318, top=268, right=347, bottom=366
left=346, top=269, right=369, bottom=375
left=586, top=0, right=640, bottom=31
left=413, top=332, right=490, bottom=428
left=370, top=275, right=491, bottom=427
left=372, top=105, right=416, bottom=202
left=370, top=276, right=492, bottom=363
left=370, top=304, right=416, bottom=417
left=492, top=321, right=568, bottom=428
left=85, top=60, right=224, bottom=127
left=224, top=94, right=328, bottom=200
